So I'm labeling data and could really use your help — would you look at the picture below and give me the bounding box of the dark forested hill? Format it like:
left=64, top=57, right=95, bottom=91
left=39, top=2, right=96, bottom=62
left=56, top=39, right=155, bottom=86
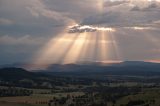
left=1, top=61, right=160, bottom=77
left=0, top=61, right=160, bottom=88
left=0, top=67, right=39, bottom=80
left=44, top=61, right=160, bottom=76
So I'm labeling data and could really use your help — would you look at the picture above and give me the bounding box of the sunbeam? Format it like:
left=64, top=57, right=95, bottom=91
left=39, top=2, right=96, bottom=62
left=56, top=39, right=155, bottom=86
left=109, top=31, right=122, bottom=61
left=31, top=0, right=160, bottom=69
left=99, top=31, right=110, bottom=61
left=77, top=32, right=92, bottom=61
left=62, top=33, right=88, bottom=64
left=32, top=26, right=119, bottom=69
left=133, top=28, right=160, bottom=61
left=132, top=27, right=160, bottom=49
left=80, top=32, right=98, bottom=62
left=99, top=0, right=105, bottom=13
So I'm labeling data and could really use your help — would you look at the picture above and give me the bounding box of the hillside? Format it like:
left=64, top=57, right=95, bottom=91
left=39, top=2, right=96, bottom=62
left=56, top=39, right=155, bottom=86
left=1, top=61, right=160, bottom=88
left=44, top=61, right=160, bottom=76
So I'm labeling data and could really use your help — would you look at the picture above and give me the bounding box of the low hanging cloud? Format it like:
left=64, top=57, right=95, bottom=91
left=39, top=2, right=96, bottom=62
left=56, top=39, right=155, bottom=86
left=104, top=0, right=129, bottom=7
left=68, top=25, right=97, bottom=33
left=68, top=25, right=115, bottom=33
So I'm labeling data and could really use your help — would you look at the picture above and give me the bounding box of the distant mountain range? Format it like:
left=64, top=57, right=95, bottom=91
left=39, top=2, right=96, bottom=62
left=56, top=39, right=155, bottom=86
left=0, top=61, right=160, bottom=76
left=0, top=61, right=160, bottom=88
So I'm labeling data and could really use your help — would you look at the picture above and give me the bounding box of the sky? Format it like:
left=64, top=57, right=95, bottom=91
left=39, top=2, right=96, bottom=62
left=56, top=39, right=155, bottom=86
left=0, top=0, right=160, bottom=66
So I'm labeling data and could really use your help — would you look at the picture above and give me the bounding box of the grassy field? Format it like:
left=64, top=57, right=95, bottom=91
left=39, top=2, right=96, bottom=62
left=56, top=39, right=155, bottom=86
left=1, top=88, right=160, bottom=106
left=0, top=102, right=37, bottom=106
left=0, top=91, right=84, bottom=106
left=0, top=86, right=160, bottom=106
left=0, top=95, right=49, bottom=106
left=115, top=88, right=160, bottom=106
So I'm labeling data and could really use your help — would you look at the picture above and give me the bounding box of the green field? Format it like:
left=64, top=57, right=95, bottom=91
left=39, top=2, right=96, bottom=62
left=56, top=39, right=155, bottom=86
left=0, top=87, right=160, bottom=106
left=0, top=91, right=84, bottom=106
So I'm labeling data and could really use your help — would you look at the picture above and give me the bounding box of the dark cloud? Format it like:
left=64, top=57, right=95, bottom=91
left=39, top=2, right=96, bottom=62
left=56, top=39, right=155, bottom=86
left=68, top=25, right=97, bottom=33
left=131, top=2, right=160, bottom=11
left=68, top=24, right=115, bottom=33
left=131, top=5, right=141, bottom=11
left=143, top=3, right=159, bottom=11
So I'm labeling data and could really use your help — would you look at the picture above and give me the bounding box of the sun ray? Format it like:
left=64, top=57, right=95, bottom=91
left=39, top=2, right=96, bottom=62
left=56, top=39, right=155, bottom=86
left=109, top=31, right=122, bottom=60
left=98, top=0, right=105, bottom=13
left=92, top=32, right=98, bottom=61
left=84, top=32, right=98, bottom=62
left=77, top=32, right=91, bottom=61
left=62, top=33, right=88, bottom=64
left=32, top=31, right=79, bottom=68
left=31, top=26, right=119, bottom=69
left=33, top=33, right=66, bottom=65
left=133, top=28, right=160, bottom=49
left=99, top=31, right=110, bottom=61
left=143, top=32, right=160, bottom=49
left=134, top=29, right=160, bottom=61
left=53, top=34, right=79, bottom=63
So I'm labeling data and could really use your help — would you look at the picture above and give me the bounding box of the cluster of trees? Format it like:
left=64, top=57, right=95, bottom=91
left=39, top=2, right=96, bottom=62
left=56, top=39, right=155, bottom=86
left=1, top=67, right=160, bottom=90
left=125, top=99, right=156, bottom=106
left=84, top=86, right=141, bottom=95
left=47, top=93, right=111, bottom=106
left=0, top=87, right=33, bottom=97
left=48, top=96, right=69, bottom=106
left=126, top=100, right=145, bottom=106
left=47, top=86, right=143, bottom=106
left=0, top=76, right=93, bottom=89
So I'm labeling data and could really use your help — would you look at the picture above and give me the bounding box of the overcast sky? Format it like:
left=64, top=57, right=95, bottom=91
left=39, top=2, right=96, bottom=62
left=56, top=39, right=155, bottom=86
left=0, top=0, right=160, bottom=65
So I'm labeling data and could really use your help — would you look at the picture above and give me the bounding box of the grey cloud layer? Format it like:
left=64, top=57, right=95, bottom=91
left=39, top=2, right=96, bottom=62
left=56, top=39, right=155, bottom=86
left=82, top=1, right=160, bottom=26
left=0, top=0, right=160, bottom=64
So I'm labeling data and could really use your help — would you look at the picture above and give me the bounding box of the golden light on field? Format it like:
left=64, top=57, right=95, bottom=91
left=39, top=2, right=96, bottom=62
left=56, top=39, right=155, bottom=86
left=98, top=31, right=110, bottom=61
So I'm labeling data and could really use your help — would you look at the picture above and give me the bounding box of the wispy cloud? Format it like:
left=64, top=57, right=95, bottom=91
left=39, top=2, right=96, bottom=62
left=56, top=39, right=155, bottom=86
left=0, top=18, right=14, bottom=25
left=0, top=35, right=45, bottom=45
